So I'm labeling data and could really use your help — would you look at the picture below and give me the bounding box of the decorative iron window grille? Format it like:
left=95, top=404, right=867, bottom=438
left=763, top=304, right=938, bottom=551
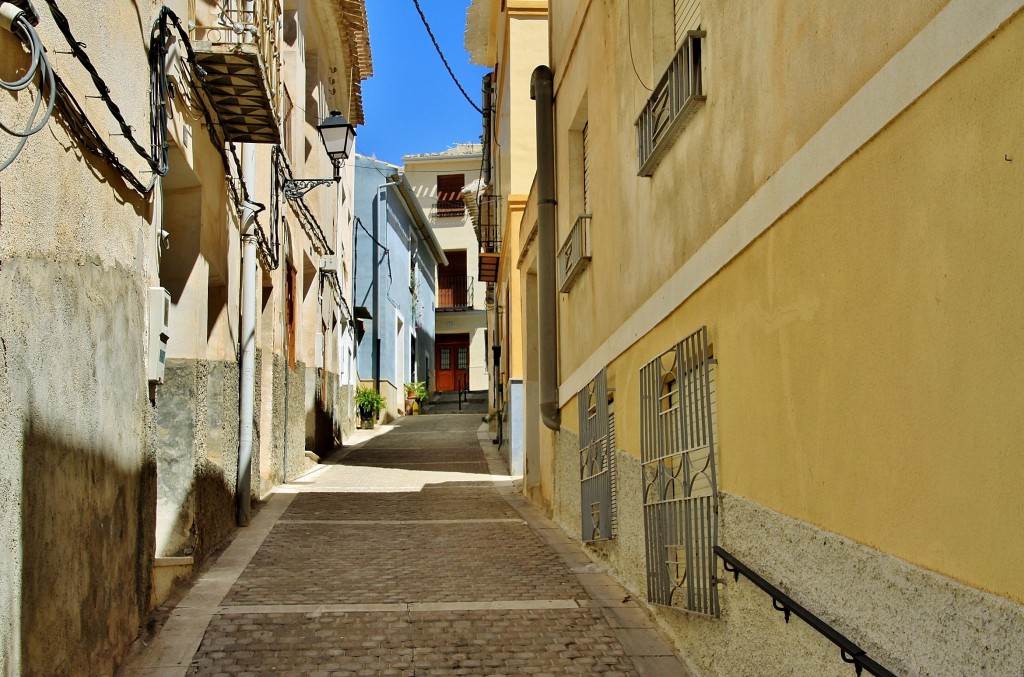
left=558, top=214, right=592, bottom=293
left=636, top=30, right=705, bottom=177
left=437, top=276, right=475, bottom=309
left=608, top=400, right=619, bottom=537
left=640, top=326, right=719, bottom=616
left=578, top=369, right=616, bottom=542
left=434, top=200, right=466, bottom=217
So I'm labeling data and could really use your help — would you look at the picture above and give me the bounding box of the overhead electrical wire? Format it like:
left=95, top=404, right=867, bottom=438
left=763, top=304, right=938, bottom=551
left=410, top=0, right=483, bottom=115
left=43, top=0, right=162, bottom=173
left=626, top=0, right=653, bottom=91
left=1, top=1, right=279, bottom=268
left=2, top=1, right=348, bottom=276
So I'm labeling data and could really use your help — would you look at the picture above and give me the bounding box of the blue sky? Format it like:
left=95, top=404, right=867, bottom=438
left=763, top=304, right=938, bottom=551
left=357, top=0, right=489, bottom=166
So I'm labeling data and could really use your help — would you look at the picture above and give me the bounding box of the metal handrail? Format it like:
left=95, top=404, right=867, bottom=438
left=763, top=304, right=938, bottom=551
left=714, top=547, right=897, bottom=677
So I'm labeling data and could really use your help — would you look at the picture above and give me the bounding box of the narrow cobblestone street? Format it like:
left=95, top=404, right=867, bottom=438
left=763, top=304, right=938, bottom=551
left=123, top=414, right=691, bottom=677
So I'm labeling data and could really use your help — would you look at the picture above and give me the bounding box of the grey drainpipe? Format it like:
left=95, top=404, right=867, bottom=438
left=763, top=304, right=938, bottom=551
left=531, top=65, right=560, bottom=431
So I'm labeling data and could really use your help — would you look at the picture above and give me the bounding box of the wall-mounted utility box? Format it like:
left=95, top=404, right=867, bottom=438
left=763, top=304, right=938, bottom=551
left=319, top=254, right=337, bottom=271
left=148, top=287, right=171, bottom=383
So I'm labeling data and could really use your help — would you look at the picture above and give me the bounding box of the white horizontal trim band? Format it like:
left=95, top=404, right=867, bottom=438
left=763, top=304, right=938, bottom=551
left=559, top=0, right=1024, bottom=405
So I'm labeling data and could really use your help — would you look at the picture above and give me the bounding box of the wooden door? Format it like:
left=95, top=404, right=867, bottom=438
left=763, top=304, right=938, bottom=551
left=436, top=334, right=469, bottom=392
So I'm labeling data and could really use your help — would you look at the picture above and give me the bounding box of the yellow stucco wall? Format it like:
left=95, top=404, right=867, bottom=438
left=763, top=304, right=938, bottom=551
left=590, top=10, right=1024, bottom=604
left=551, top=0, right=948, bottom=376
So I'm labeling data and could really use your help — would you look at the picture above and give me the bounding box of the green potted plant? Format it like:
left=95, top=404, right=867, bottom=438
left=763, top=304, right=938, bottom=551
left=355, top=386, right=385, bottom=428
left=404, top=381, right=428, bottom=415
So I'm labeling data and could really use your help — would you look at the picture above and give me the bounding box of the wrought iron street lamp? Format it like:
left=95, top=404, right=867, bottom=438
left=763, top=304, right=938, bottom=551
left=283, top=110, right=357, bottom=199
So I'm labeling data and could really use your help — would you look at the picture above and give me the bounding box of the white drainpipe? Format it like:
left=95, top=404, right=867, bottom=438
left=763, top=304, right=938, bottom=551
left=237, top=142, right=259, bottom=526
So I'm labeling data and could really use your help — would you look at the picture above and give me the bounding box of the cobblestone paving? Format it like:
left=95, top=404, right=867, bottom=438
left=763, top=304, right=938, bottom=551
left=282, top=489, right=518, bottom=521
left=341, top=459, right=491, bottom=472
left=191, top=608, right=636, bottom=676
left=222, top=521, right=586, bottom=605
left=165, top=414, right=674, bottom=677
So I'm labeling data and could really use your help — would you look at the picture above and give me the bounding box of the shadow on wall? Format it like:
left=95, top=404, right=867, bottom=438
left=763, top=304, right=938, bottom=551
left=20, top=424, right=156, bottom=677
left=155, top=358, right=247, bottom=564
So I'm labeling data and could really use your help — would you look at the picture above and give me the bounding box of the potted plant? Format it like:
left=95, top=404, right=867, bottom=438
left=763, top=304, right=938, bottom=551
left=355, top=386, right=385, bottom=428
left=404, top=381, right=428, bottom=415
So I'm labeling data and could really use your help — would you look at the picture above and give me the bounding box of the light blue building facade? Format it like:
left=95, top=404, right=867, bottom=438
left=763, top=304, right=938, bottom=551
left=353, top=156, right=446, bottom=418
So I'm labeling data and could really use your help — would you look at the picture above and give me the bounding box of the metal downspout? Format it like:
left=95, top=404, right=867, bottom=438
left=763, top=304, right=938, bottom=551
left=531, top=66, right=560, bottom=431
left=236, top=144, right=259, bottom=526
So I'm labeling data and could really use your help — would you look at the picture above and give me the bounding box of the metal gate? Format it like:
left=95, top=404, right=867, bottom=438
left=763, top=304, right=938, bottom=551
left=640, top=326, right=719, bottom=615
left=579, top=369, right=614, bottom=542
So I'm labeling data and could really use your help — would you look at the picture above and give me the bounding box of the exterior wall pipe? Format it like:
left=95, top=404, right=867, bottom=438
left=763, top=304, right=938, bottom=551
left=236, top=143, right=259, bottom=526
left=531, top=65, right=560, bottom=431
left=482, top=72, right=493, bottom=186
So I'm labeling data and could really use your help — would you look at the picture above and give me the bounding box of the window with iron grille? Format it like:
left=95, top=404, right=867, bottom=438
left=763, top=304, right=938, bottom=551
left=558, top=214, right=591, bottom=293
left=436, top=174, right=466, bottom=217
left=641, top=326, right=719, bottom=616
left=636, top=30, right=705, bottom=177
left=578, top=369, right=616, bottom=542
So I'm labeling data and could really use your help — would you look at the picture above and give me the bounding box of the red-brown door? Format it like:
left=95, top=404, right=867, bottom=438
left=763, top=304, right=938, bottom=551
left=436, top=334, right=469, bottom=392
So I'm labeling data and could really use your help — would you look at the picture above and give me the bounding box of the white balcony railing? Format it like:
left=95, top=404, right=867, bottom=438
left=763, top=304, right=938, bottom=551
left=558, top=214, right=592, bottom=293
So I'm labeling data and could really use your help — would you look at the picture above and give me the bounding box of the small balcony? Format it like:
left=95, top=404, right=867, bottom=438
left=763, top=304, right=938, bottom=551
left=636, top=30, right=705, bottom=177
left=474, top=194, right=501, bottom=283
left=558, top=215, right=591, bottom=293
left=190, top=0, right=282, bottom=144
left=433, top=200, right=466, bottom=218
left=437, top=276, right=475, bottom=310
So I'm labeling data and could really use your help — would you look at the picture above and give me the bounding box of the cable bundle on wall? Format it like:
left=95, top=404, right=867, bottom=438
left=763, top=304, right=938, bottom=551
left=0, top=4, right=55, bottom=171
left=0, top=1, right=280, bottom=268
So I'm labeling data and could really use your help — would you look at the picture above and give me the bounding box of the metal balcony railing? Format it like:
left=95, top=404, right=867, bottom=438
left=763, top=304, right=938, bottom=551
left=190, top=0, right=282, bottom=144
left=477, top=224, right=502, bottom=254
left=437, top=276, right=475, bottom=309
left=434, top=200, right=466, bottom=218
left=475, top=194, right=502, bottom=253
left=558, top=214, right=592, bottom=293
left=636, top=30, right=705, bottom=177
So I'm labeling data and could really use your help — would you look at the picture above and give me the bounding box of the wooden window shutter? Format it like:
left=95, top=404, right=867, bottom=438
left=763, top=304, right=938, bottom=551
left=674, top=0, right=701, bottom=46
left=437, top=174, right=465, bottom=203
left=582, top=123, right=591, bottom=215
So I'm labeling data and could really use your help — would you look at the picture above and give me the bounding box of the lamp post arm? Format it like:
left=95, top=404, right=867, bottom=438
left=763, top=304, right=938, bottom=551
left=283, top=177, right=338, bottom=200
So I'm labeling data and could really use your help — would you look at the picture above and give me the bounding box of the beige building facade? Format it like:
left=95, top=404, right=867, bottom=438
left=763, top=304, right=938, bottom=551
left=403, top=146, right=490, bottom=394
left=465, top=0, right=549, bottom=476
left=0, top=1, right=370, bottom=673
left=491, top=0, right=1024, bottom=674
